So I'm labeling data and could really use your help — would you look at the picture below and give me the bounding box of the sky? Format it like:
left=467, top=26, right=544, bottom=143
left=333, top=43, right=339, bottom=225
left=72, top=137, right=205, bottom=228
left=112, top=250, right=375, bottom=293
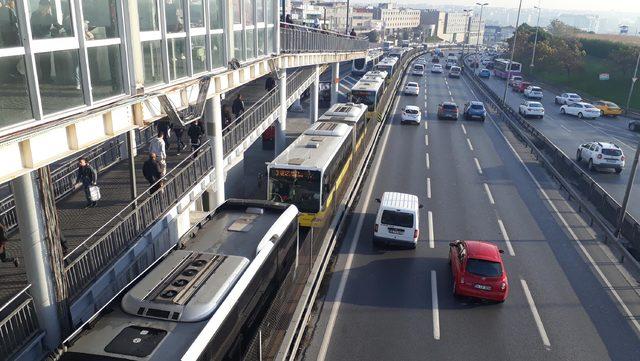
left=396, top=0, right=640, bottom=13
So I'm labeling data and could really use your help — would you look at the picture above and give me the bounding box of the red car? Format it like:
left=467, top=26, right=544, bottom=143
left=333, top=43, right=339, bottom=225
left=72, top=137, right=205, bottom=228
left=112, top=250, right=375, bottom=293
left=449, top=240, right=509, bottom=302
left=513, top=81, right=531, bottom=93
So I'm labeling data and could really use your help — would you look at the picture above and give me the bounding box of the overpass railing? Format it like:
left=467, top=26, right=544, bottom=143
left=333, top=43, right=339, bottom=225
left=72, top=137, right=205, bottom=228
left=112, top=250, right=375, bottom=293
left=280, top=23, right=369, bottom=53
left=0, top=286, right=41, bottom=361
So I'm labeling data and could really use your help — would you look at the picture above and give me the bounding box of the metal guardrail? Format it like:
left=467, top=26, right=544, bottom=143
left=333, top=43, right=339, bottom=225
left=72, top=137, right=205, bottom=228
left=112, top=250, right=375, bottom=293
left=64, top=142, right=214, bottom=299
left=464, top=63, right=640, bottom=263
left=280, top=23, right=369, bottom=53
left=0, top=286, right=40, bottom=361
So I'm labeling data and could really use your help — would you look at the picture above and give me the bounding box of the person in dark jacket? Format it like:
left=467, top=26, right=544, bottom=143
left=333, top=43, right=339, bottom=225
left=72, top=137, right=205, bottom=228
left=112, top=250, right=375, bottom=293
left=173, top=122, right=186, bottom=154
left=232, top=94, right=245, bottom=118
left=76, top=157, right=98, bottom=208
left=143, top=153, right=163, bottom=194
left=0, top=223, right=18, bottom=267
left=222, top=104, right=235, bottom=129
left=265, top=76, right=276, bottom=92
left=350, top=28, right=357, bottom=37
left=188, top=120, right=205, bottom=153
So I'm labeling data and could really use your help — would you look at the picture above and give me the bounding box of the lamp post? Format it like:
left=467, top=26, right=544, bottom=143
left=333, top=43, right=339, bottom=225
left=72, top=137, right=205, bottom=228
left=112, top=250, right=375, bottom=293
left=461, top=9, right=471, bottom=60
left=502, top=0, right=523, bottom=105
left=530, top=3, right=542, bottom=69
left=345, top=0, right=350, bottom=34
left=475, top=2, right=489, bottom=72
left=624, top=49, right=640, bottom=115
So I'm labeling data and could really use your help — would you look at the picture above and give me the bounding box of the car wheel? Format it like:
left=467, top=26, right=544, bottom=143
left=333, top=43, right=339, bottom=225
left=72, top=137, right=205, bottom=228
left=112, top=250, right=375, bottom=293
left=630, top=123, right=637, bottom=131
left=578, top=112, right=584, bottom=119
left=576, top=150, right=582, bottom=162
left=616, top=167, right=623, bottom=174
left=560, top=108, right=566, bottom=114
left=588, top=159, right=595, bottom=171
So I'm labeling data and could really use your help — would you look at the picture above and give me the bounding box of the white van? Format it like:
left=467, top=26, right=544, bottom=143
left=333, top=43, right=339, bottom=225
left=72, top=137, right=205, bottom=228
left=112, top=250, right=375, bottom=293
left=412, top=63, right=425, bottom=76
left=373, top=192, right=422, bottom=249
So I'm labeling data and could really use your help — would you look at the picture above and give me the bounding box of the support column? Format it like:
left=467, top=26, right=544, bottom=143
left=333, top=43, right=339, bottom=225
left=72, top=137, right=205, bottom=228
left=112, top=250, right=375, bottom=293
left=310, top=65, right=320, bottom=123
left=205, top=95, right=225, bottom=208
left=11, top=172, right=61, bottom=349
left=275, top=69, right=288, bottom=153
left=127, top=130, right=138, bottom=201
left=291, top=98, right=303, bottom=113
left=330, top=62, right=340, bottom=105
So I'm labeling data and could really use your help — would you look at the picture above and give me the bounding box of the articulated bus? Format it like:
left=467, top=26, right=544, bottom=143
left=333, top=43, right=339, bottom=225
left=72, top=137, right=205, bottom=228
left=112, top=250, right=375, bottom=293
left=349, top=77, right=385, bottom=119
left=361, top=70, right=388, bottom=94
left=493, top=58, right=522, bottom=79
left=375, top=57, right=398, bottom=80
left=268, top=122, right=354, bottom=227
left=352, top=49, right=384, bottom=76
left=318, top=102, right=368, bottom=154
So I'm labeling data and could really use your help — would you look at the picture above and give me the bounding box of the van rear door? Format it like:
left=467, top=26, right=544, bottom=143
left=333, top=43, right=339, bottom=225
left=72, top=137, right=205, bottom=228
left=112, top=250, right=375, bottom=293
left=378, top=209, right=415, bottom=241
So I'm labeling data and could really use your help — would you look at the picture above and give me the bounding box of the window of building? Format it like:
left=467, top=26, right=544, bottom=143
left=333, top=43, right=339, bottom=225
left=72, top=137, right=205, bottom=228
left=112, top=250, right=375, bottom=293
left=209, top=0, right=223, bottom=29
left=87, top=44, right=122, bottom=100
left=167, top=37, right=187, bottom=79
left=210, top=32, right=224, bottom=68
left=191, top=35, right=206, bottom=73
left=233, top=0, right=241, bottom=24
left=244, top=0, right=254, bottom=26
left=29, top=0, right=74, bottom=39
left=36, top=49, right=84, bottom=114
left=82, top=0, right=118, bottom=40
left=142, top=40, right=163, bottom=86
left=189, top=0, right=204, bottom=28
left=0, top=55, right=33, bottom=125
left=138, top=0, right=160, bottom=31
left=245, top=29, right=254, bottom=59
left=233, top=30, right=243, bottom=60
left=164, top=0, right=184, bottom=33
left=0, top=1, right=21, bottom=48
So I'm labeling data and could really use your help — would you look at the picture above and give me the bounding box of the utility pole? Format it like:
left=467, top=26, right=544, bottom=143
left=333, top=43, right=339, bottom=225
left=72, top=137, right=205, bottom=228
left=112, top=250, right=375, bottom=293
left=346, top=0, right=350, bottom=34
left=461, top=9, right=471, bottom=60
left=475, top=3, right=489, bottom=72
left=624, top=49, right=640, bottom=115
left=502, top=0, right=523, bottom=105
left=530, top=3, right=542, bottom=69
left=615, top=141, right=640, bottom=239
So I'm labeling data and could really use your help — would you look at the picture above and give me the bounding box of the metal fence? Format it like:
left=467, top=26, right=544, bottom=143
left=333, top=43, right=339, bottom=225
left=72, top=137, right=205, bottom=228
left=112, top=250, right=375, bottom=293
left=64, top=142, right=214, bottom=299
left=465, top=68, right=640, bottom=256
left=280, top=23, right=369, bottom=53
left=0, top=286, right=40, bottom=361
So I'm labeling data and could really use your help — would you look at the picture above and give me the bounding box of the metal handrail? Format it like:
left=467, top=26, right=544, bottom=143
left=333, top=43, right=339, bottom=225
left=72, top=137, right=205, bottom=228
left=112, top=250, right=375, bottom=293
left=279, top=23, right=369, bottom=53
left=0, top=285, right=40, bottom=361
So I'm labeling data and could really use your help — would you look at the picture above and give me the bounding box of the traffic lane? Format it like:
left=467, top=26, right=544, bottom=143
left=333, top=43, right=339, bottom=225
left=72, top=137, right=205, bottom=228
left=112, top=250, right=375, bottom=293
left=454, top=75, right=640, bottom=360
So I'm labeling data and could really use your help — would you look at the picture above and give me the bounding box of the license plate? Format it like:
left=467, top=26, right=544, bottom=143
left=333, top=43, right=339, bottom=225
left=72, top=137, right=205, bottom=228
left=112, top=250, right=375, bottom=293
left=474, top=284, right=491, bottom=291
left=389, top=228, right=404, bottom=235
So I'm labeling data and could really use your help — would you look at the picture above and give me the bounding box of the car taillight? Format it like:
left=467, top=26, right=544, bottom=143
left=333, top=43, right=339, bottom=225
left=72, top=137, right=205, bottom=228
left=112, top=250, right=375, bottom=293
left=500, top=282, right=506, bottom=291
left=374, top=224, right=378, bottom=232
left=414, top=229, right=419, bottom=239
left=597, top=154, right=603, bottom=159
left=460, top=277, right=465, bottom=284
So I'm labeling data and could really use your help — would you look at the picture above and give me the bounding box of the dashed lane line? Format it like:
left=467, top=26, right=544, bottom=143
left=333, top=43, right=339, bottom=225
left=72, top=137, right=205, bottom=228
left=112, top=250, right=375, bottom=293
left=474, top=157, right=483, bottom=175
left=497, top=219, right=515, bottom=256
left=431, top=270, right=440, bottom=340
left=427, top=177, right=431, bottom=199
left=466, top=138, right=474, bottom=151
left=521, top=279, right=551, bottom=349
left=483, top=183, right=495, bottom=205
left=426, top=153, right=430, bottom=170
left=428, top=211, right=435, bottom=249
left=461, top=124, right=467, bottom=134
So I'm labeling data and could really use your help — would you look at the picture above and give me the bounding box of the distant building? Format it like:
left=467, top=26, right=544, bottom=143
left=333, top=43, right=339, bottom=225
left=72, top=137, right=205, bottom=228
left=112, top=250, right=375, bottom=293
left=557, top=13, right=600, bottom=33
left=373, top=3, right=420, bottom=32
left=352, top=7, right=376, bottom=32
left=419, top=9, right=483, bottom=45
left=483, top=25, right=514, bottom=44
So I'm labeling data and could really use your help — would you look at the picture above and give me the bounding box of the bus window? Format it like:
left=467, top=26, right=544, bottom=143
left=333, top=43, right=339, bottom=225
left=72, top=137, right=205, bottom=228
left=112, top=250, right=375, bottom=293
left=269, top=169, right=322, bottom=213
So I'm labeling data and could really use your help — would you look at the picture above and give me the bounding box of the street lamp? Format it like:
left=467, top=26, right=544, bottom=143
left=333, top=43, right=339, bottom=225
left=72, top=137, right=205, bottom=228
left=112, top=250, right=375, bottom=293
left=475, top=2, right=489, bottom=72
left=530, top=3, right=542, bottom=69
left=624, top=49, right=640, bottom=115
left=461, top=9, right=472, bottom=59
left=502, top=0, right=523, bottom=104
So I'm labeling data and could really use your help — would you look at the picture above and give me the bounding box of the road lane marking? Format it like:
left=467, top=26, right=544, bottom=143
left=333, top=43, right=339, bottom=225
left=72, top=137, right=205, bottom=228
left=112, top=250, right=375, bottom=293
left=316, top=84, right=401, bottom=361
left=521, top=279, right=551, bottom=349
left=448, top=90, right=452, bottom=96
left=431, top=270, right=440, bottom=340
left=483, top=183, right=495, bottom=205
left=497, top=219, right=515, bottom=256
left=424, top=121, right=428, bottom=130
left=474, top=157, right=483, bottom=174
left=426, top=153, right=430, bottom=169
left=559, top=124, right=571, bottom=132
left=461, top=124, right=467, bottom=134
left=425, top=134, right=429, bottom=146
left=466, top=138, right=474, bottom=151
left=427, top=177, right=431, bottom=198
left=428, top=211, right=434, bottom=248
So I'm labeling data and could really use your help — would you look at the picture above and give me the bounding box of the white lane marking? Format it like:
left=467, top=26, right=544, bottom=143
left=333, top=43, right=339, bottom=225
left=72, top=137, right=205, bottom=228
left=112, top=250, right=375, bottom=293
left=461, top=124, right=467, bottom=134
left=428, top=211, right=435, bottom=248
left=474, top=157, right=483, bottom=175
left=483, top=183, right=495, bottom=205
left=466, top=138, right=474, bottom=151
left=521, top=279, right=551, bottom=349
left=448, top=90, right=452, bottom=96
left=580, top=120, right=633, bottom=149
left=431, top=270, right=440, bottom=340
left=427, top=177, right=431, bottom=198
left=424, top=121, right=428, bottom=130
left=317, top=86, right=400, bottom=361
left=425, top=134, right=429, bottom=146
left=559, top=124, right=571, bottom=133
left=497, top=219, right=515, bottom=256
left=426, top=153, right=430, bottom=170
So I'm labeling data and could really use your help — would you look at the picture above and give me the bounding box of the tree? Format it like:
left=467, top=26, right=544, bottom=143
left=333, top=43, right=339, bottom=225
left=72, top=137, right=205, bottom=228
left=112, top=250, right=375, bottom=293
left=607, top=45, right=639, bottom=76
left=368, top=30, right=380, bottom=43
left=547, top=19, right=583, bottom=37
left=549, top=36, right=585, bottom=77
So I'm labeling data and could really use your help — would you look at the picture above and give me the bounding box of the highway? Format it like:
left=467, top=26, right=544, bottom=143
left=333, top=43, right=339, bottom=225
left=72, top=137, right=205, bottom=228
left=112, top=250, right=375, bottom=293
left=480, top=73, right=640, bottom=221
left=299, top=57, right=640, bottom=361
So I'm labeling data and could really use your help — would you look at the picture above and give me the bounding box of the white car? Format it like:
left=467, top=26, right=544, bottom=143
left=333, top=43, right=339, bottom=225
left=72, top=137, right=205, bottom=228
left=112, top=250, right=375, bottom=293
left=560, top=102, right=601, bottom=119
left=555, top=92, right=582, bottom=105
left=431, top=64, right=443, bottom=73
left=576, top=141, right=625, bottom=173
left=524, top=86, right=543, bottom=99
left=519, top=101, right=545, bottom=118
left=401, top=105, right=422, bottom=124
left=508, top=75, right=523, bottom=87
left=404, top=82, right=420, bottom=95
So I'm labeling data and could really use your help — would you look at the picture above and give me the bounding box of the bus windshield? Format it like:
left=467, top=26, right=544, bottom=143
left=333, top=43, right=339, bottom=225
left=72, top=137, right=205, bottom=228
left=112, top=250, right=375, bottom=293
left=354, top=58, right=366, bottom=69
left=269, top=169, right=322, bottom=213
left=351, top=90, right=377, bottom=110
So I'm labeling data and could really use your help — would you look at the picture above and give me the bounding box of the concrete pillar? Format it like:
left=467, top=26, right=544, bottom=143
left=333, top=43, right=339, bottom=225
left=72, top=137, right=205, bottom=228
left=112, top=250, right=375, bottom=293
left=205, top=95, right=225, bottom=207
left=275, top=70, right=288, bottom=153
left=124, top=0, right=144, bottom=91
left=291, top=98, right=304, bottom=113
left=127, top=130, right=138, bottom=201
left=310, top=65, right=320, bottom=123
left=330, top=62, right=340, bottom=105
left=11, top=172, right=61, bottom=349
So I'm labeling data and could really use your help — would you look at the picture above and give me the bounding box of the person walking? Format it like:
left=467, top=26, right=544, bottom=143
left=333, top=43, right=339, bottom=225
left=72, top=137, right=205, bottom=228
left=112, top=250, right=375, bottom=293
left=149, top=131, right=167, bottom=175
left=157, top=120, right=172, bottom=151
left=173, top=121, right=186, bottom=154
left=76, top=157, right=98, bottom=208
left=0, top=223, right=19, bottom=267
left=350, top=28, right=357, bottom=37
left=188, top=120, right=205, bottom=156
left=265, top=76, right=276, bottom=92
left=222, top=104, right=235, bottom=129
left=143, top=153, right=163, bottom=194
left=232, top=94, right=245, bottom=119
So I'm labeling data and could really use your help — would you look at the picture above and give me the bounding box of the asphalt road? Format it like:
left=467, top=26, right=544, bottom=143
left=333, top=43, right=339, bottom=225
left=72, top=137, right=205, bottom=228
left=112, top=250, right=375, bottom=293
left=298, top=57, right=640, bottom=361
left=480, top=74, right=640, bottom=221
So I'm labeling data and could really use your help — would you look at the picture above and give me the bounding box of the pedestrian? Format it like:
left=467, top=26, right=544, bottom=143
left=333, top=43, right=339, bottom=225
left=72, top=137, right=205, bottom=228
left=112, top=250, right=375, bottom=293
left=143, top=152, right=164, bottom=194
left=265, top=76, right=276, bottom=92
left=75, top=157, right=98, bottom=208
left=173, top=121, right=186, bottom=154
left=232, top=94, right=245, bottom=119
left=188, top=120, right=205, bottom=155
left=222, top=104, right=235, bottom=129
left=313, top=17, right=320, bottom=29
left=157, top=120, right=172, bottom=150
left=350, top=28, right=357, bottom=37
left=149, top=130, right=167, bottom=176
left=285, top=14, right=292, bottom=24
left=0, top=223, right=19, bottom=267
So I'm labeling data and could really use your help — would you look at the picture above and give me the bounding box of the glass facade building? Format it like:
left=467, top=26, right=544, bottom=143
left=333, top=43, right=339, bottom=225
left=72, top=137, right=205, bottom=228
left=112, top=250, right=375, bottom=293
left=0, top=0, right=277, bottom=131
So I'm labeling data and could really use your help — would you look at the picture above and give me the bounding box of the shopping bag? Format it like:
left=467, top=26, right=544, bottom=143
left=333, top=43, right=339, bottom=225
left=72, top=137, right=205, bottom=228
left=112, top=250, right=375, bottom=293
left=89, top=185, right=101, bottom=201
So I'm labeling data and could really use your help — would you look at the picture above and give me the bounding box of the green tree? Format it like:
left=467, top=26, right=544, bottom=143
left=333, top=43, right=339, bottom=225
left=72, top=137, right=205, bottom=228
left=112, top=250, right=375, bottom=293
left=368, top=30, right=380, bottom=43
left=547, top=19, right=583, bottom=37
left=549, top=36, right=585, bottom=77
left=607, top=45, right=639, bottom=76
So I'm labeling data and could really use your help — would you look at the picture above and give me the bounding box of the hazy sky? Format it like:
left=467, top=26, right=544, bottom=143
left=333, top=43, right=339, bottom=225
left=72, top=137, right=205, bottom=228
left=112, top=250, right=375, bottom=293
left=396, top=0, right=640, bottom=13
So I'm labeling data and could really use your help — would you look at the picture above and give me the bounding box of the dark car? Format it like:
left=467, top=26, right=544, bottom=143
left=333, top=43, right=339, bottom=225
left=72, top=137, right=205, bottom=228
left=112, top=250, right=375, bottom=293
left=464, top=101, right=487, bottom=121
left=437, top=102, right=459, bottom=120
left=432, top=57, right=440, bottom=63
left=486, top=61, right=495, bottom=70
left=630, top=120, right=640, bottom=132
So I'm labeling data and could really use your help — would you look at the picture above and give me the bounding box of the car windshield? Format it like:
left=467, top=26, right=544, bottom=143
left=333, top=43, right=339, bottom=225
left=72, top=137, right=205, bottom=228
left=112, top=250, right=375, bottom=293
left=405, top=108, right=419, bottom=115
left=381, top=210, right=414, bottom=228
left=529, top=103, right=543, bottom=108
left=531, top=87, right=541, bottom=91
left=569, top=94, right=580, bottom=99
left=407, top=83, right=418, bottom=87
left=465, top=258, right=503, bottom=277
left=602, top=149, right=622, bottom=156
left=585, top=104, right=597, bottom=109
left=470, top=104, right=484, bottom=110
left=442, top=104, right=457, bottom=110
